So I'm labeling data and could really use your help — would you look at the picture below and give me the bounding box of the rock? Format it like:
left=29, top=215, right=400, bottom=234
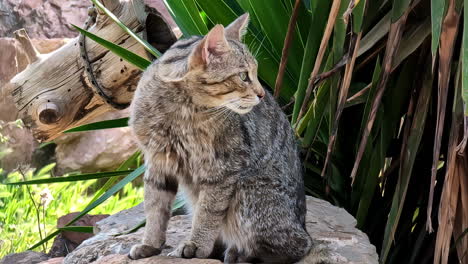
left=0, top=38, right=30, bottom=88
left=0, top=0, right=88, bottom=39
left=57, top=212, right=110, bottom=245
left=301, top=197, right=379, bottom=264
left=94, top=254, right=221, bottom=264
left=144, top=0, right=177, bottom=29
left=54, top=110, right=138, bottom=174
left=0, top=251, right=49, bottom=264
left=63, top=203, right=192, bottom=264
left=0, top=120, right=36, bottom=171
left=38, top=257, right=65, bottom=264
left=63, top=196, right=378, bottom=264
left=48, top=234, right=74, bottom=259
left=94, top=203, right=145, bottom=235
left=48, top=213, right=110, bottom=257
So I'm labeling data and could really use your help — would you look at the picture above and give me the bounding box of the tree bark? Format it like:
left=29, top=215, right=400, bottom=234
left=4, top=0, right=176, bottom=142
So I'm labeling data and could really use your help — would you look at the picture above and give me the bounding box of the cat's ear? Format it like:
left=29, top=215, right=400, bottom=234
left=225, top=13, right=249, bottom=41
left=189, top=24, right=230, bottom=68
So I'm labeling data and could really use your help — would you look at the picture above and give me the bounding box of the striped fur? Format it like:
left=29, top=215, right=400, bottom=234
left=128, top=13, right=313, bottom=263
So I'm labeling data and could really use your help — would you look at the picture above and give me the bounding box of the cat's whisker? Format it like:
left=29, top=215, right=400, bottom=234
left=220, top=108, right=233, bottom=123
left=202, top=99, right=241, bottom=114
left=205, top=106, right=232, bottom=121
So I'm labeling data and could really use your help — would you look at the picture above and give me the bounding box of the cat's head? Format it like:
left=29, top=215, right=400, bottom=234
left=184, top=14, right=265, bottom=114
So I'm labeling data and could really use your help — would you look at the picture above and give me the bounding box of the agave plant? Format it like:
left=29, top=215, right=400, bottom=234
left=4, top=0, right=467, bottom=263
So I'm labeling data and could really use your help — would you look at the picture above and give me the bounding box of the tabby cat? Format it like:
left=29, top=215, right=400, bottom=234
left=128, top=14, right=312, bottom=263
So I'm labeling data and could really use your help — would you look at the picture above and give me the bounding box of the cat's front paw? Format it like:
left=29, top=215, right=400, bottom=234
left=168, top=241, right=197, bottom=258
left=168, top=240, right=211, bottom=258
left=224, top=246, right=248, bottom=263
left=128, top=244, right=161, bottom=260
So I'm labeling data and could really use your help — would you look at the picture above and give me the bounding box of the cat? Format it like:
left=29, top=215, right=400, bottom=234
left=128, top=13, right=312, bottom=263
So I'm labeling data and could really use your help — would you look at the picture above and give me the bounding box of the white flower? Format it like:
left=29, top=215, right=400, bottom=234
left=39, top=188, right=54, bottom=209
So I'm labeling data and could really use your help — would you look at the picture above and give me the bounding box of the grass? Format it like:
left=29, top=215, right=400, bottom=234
left=0, top=165, right=143, bottom=257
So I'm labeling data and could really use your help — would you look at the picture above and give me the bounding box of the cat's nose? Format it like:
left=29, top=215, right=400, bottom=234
left=257, top=90, right=265, bottom=99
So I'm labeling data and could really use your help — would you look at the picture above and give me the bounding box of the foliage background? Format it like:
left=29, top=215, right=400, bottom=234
left=1, top=0, right=467, bottom=263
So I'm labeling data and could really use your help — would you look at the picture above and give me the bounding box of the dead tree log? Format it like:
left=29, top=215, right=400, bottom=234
left=4, top=0, right=176, bottom=142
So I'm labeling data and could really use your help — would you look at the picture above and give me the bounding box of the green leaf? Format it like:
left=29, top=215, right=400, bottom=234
left=88, top=151, right=141, bottom=205
left=91, top=0, right=162, bottom=57
left=64, top=118, right=129, bottom=133
left=72, top=25, right=150, bottom=70
left=380, top=61, right=433, bottom=263
left=164, top=0, right=209, bottom=36
left=182, top=0, right=296, bottom=99
left=393, top=18, right=431, bottom=69
left=3, top=170, right=134, bottom=185
left=301, top=0, right=311, bottom=10
left=74, top=165, right=144, bottom=221
left=38, top=141, right=55, bottom=149
left=297, top=53, right=334, bottom=142
left=391, top=0, right=412, bottom=22
left=116, top=195, right=186, bottom=236
left=28, top=230, right=60, bottom=251
left=117, top=219, right=146, bottom=235
left=172, top=195, right=186, bottom=211
left=358, top=11, right=391, bottom=57
left=292, top=0, right=332, bottom=124
left=35, top=163, right=56, bottom=177
left=431, top=0, right=446, bottom=55
left=29, top=166, right=145, bottom=250
left=352, top=0, right=367, bottom=33
left=236, top=0, right=304, bottom=77
left=58, top=226, right=94, bottom=233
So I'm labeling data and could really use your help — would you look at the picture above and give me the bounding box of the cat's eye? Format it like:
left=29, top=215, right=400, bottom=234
left=239, top=72, right=249, bottom=82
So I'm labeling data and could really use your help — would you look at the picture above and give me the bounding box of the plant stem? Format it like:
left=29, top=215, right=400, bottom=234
left=274, top=0, right=301, bottom=98
left=18, top=168, right=46, bottom=252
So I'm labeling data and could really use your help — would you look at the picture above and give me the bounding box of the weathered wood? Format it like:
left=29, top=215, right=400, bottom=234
left=4, top=0, right=176, bottom=142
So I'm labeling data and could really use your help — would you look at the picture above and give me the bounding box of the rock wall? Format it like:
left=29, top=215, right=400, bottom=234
left=0, top=0, right=88, bottom=38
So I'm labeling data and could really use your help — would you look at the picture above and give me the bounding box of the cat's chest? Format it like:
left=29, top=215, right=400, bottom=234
left=167, top=120, right=245, bottom=176
left=166, top=122, right=220, bottom=165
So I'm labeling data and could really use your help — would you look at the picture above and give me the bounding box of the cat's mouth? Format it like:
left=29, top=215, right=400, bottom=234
left=229, top=104, right=254, bottom=114
left=223, top=97, right=259, bottom=114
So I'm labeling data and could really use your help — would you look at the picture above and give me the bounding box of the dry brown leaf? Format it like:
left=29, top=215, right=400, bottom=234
left=453, top=153, right=468, bottom=264
left=296, top=0, right=342, bottom=124
left=435, top=107, right=466, bottom=264
left=273, top=0, right=302, bottom=98
left=322, top=32, right=362, bottom=177
left=427, top=0, right=461, bottom=233
left=350, top=7, right=411, bottom=184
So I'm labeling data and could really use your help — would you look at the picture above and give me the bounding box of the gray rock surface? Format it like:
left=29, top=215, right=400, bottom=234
left=0, top=0, right=88, bottom=39
left=63, top=196, right=379, bottom=264
left=0, top=120, right=35, bottom=171
left=38, top=257, right=65, bottom=264
left=0, top=251, right=49, bottom=264
left=93, top=254, right=222, bottom=264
